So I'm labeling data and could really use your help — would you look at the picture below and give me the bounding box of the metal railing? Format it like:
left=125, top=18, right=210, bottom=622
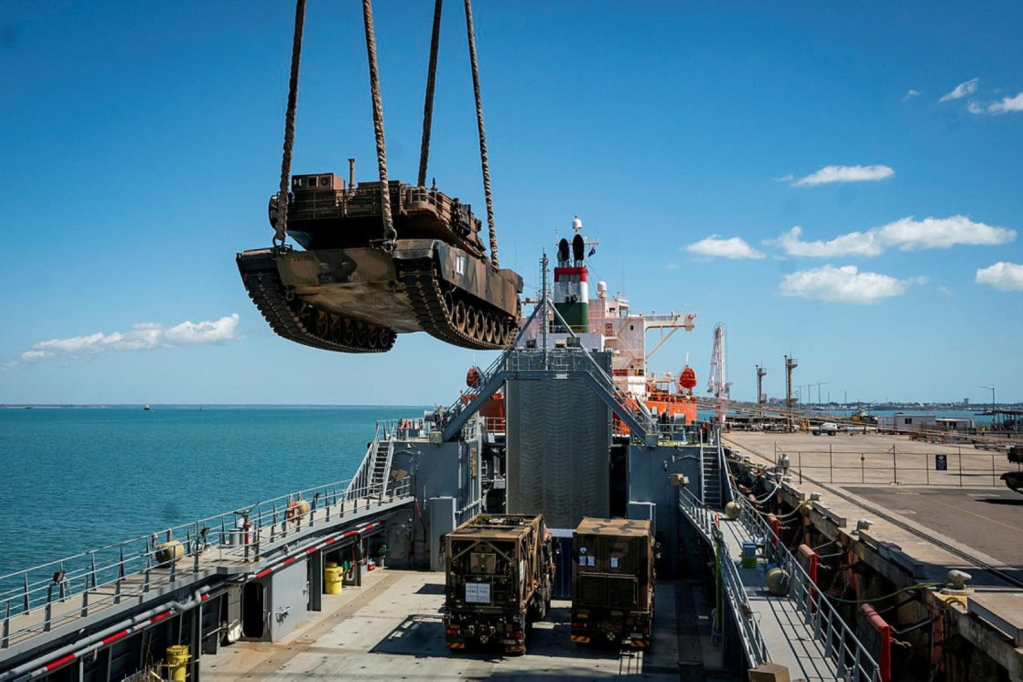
left=345, top=417, right=433, bottom=500
left=504, top=348, right=658, bottom=436
left=678, top=487, right=771, bottom=667
left=773, top=443, right=1021, bottom=486
left=678, top=487, right=880, bottom=681
left=0, top=477, right=414, bottom=650
left=735, top=495, right=880, bottom=682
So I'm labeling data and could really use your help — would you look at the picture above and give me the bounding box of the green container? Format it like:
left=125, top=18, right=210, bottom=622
left=741, top=541, right=758, bottom=569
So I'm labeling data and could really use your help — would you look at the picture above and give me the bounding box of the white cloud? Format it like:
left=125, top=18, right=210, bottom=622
left=902, top=89, right=921, bottom=102
left=976, top=262, right=1023, bottom=291
left=769, top=216, right=1015, bottom=258
left=10, top=314, right=240, bottom=367
left=876, top=216, right=1015, bottom=250
left=792, top=165, right=894, bottom=187
left=685, top=235, right=765, bottom=260
left=780, top=265, right=921, bottom=304
left=967, top=100, right=985, bottom=115
left=939, top=77, right=979, bottom=102
left=768, top=227, right=882, bottom=258
left=986, top=91, right=1023, bottom=115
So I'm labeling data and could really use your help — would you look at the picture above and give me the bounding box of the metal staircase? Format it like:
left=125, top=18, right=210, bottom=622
left=700, top=440, right=724, bottom=508
left=369, top=439, right=394, bottom=497
left=434, top=254, right=659, bottom=442
left=346, top=421, right=397, bottom=499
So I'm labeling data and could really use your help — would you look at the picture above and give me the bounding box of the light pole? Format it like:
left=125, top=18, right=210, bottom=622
left=978, top=385, right=995, bottom=412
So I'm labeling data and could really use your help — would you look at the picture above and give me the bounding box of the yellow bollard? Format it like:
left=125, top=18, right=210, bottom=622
left=155, top=541, right=184, bottom=567
left=166, top=645, right=191, bottom=682
left=324, top=562, right=343, bottom=595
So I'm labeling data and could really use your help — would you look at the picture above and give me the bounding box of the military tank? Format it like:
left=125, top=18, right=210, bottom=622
left=237, top=172, right=523, bottom=353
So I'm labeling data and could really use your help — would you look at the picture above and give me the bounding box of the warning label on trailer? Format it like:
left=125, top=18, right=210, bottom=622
left=465, top=582, right=491, bottom=603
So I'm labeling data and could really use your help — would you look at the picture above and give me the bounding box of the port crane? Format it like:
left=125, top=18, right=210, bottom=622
left=707, top=323, right=731, bottom=425
left=236, top=0, right=523, bottom=353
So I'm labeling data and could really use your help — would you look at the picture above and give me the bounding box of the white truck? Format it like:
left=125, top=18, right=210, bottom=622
left=812, top=422, right=840, bottom=436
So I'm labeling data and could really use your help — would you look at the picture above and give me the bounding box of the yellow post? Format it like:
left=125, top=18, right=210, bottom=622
left=324, top=562, right=343, bottom=594
left=166, top=645, right=191, bottom=682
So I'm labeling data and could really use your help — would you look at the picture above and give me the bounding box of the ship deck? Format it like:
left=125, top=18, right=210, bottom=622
left=204, top=567, right=724, bottom=681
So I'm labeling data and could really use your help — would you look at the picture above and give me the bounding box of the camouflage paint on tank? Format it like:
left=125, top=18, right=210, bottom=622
left=240, top=174, right=523, bottom=352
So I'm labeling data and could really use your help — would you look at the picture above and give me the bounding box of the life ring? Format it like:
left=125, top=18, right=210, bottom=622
left=286, top=502, right=299, bottom=524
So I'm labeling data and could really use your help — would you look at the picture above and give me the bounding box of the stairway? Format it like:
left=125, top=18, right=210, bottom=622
left=701, top=442, right=723, bottom=508
left=368, top=439, right=394, bottom=497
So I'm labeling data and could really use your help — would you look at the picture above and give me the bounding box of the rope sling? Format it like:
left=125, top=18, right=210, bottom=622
left=272, top=0, right=499, bottom=266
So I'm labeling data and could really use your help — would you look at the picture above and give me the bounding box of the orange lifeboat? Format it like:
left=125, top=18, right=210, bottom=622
left=466, top=366, right=483, bottom=388
left=678, top=366, right=697, bottom=392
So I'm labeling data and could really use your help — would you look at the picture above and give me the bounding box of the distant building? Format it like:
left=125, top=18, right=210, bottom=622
left=878, top=413, right=937, bottom=432
left=936, top=417, right=974, bottom=432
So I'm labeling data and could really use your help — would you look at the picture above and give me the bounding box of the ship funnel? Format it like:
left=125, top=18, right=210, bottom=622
left=552, top=219, right=590, bottom=333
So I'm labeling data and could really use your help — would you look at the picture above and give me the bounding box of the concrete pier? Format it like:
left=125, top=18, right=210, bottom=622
left=724, top=431, right=1023, bottom=681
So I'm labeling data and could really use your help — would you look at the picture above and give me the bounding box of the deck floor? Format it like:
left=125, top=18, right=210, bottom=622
left=203, top=567, right=729, bottom=681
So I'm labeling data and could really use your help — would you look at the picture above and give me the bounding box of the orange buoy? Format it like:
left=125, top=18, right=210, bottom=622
left=466, top=367, right=482, bottom=388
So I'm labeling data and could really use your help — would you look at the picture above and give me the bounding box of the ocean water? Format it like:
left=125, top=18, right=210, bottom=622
left=0, top=406, right=422, bottom=579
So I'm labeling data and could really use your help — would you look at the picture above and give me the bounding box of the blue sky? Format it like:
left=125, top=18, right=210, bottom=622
left=1, top=1, right=1021, bottom=406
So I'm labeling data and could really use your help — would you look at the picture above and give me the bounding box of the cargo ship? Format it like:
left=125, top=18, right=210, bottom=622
left=0, top=219, right=732, bottom=680
left=4, top=223, right=1023, bottom=681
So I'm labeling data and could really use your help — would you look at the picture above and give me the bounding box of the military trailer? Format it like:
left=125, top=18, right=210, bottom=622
left=571, top=517, right=655, bottom=649
left=444, top=514, right=554, bottom=655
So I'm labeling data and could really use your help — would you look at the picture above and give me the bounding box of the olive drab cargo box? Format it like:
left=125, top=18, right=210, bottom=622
left=570, top=517, right=655, bottom=649
left=443, top=514, right=554, bottom=655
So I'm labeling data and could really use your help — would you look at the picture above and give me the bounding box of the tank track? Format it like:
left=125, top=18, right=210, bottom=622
left=237, top=250, right=396, bottom=353
left=397, top=257, right=518, bottom=351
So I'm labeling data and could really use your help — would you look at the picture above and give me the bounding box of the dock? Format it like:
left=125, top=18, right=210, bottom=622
left=720, top=430, right=1023, bottom=681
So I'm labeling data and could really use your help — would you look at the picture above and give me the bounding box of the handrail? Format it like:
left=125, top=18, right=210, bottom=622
left=0, top=478, right=414, bottom=650
left=677, top=487, right=770, bottom=666
left=733, top=494, right=881, bottom=682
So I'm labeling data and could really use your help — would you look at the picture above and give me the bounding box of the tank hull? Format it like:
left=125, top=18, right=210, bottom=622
left=237, top=239, right=522, bottom=352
